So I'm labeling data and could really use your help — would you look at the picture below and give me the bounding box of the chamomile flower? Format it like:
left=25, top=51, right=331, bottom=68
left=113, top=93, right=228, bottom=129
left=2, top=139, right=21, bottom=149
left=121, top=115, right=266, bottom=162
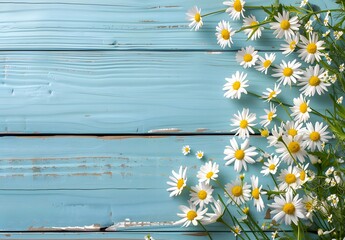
left=270, top=11, right=300, bottom=39
left=182, top=145, right=191, bottom=155
left=175, top=202, right=208, bottom=227
left=243, top=15, right=263, bottom=40
left=261, top=155, right=281, bottom=176
left=339, top=63, right=345, bottom=72
left=276, top=135, right=308, bottom=164
left=298, top=32, right=325, bottom=64
left=223, top=0, right=245, bottom=20
left=272, top=59, right=303, bottom=86
left=197, top=161, right=219, bottom=184
left=203, top=200, right=225, bottom=224
left=216, top=21, right=235, bottom=49
left=190, top=182, right=214, bottom=208
left=302, top=122, right=331, bottom=151
left=251, top=176, right=265, bottom=212
left=225, top=179, right=251, bottom=205
left=230, top=108, right=256, bottom=139
left=281, top=121, right=304, bottom=138
left=337, top=96, right=343, bottom=104
left=303, top=195, right=315, bottom=219
left=278, top=165, right=301, bottom=191
left=262, top=84, right=281, bottom=102
left=280, top=34, right=299, bottom=55
left=186, top=6, right=203, bottom=31
left=297, top=163, right=310, bottom=185
left=224, top=138, right=258, bottom=172
left=167, top=166, right=188, bottom=197
left=290, top=95, right=311, bottom=123
left=298, top=65, right=330, bottom=96
left=300, top=0, right=308, bottom=7
left=260, top=128, right=270, bottom=137
left=267, top=124, right=283, bottom=147
left=196, top=151, right=204, bottom=159
left=255, top=53, right=276, bottom=74
left=236, top=46, right=259, bottom=68
left=223, top=71, right=249, bottom=99
left=334, top=31, right=343, bottom=40
left=324, top=11, right=330, bottom=26
left=268, top=191, right=306, bottom=225
left=259, top=103, right=277, bottom=127
left=232, top=225, right=241, bottom=236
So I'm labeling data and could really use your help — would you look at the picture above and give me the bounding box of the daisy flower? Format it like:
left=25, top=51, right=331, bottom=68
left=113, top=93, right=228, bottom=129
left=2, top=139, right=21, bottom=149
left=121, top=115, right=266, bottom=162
left=216, top=21, right=235, bottom=49
left=298, top=65, right=330, bottom=97
left=230, top=108, right=256, bottom=139
left=243, top=15, right=263, bottom=40
left=272, top=59, right=303, bottom=86
left=167, top=166, right=188, bottom=197
left=225, top=179, right=251, bottom=205
left=255, top=53, right=276, bottom=74
left=267, top=124, right=283, bottom=147
left=281, top=121, right=304, bottom=138
left=175, top=202, right=208, bottom=227
left=276, top=135, right=308, bottom=164
left=278, top=165, right=301, bottom=191
left=224, top=138, right=258, bottom=172
left=298, top=32, right=325, bottom=64
left=339, top=63, right=345, bottom=72
left=303, top=195, right=316, bottom=219
left=197, top=161, right=219, bottom=185
left=290, top=95, right=311, bottom=123
left=251, top=176, right=265, bottom=212
left=262, top=84, right=281, bottom=102
left=196, top=151, right=204, bottom=159
left=337, top=96, right=343, bottom=104
left=223, top=71, right=249, bottom=99
left=259, top=103, right=277, bottom=127
left=223, top=0, right=245, bottom=20
left=297, top=163, right=310, bottom=185
left=261, top=155, right=281, bottom=176
left=270, top=11, right=300, bottom=39
left=182, top=145, right=191, bottom=155
left=280, top=34, right=299, bottom=55
left=236, top=46, right=259, bottom=68
left=302, top=122, right=331, bottom=151
left=203, top=200, right=225, bottom=224
left=190, top=182, right=214, bottom=208
left=232, top=225, right=241, bottom=236
left=186, top=6, right=203, bottom=31
left=268, top=191, right=306, bottom=225
left=260, top=128, right=270, bottom=137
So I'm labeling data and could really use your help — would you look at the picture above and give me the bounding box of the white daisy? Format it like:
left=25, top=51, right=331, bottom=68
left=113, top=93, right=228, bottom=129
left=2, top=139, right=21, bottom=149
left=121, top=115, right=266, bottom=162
left=281, top=120, right=304, bottom=138
left=224, top=138, right=258, bottom=172
left=232, top=225, right=241, bottom=236
left=297, top=163, right=310, bottom=185
left=251, top=176, right=265, bottom=212
left=298, top=32, right=325, bottom=64
left=223, top=0, right=245, bottom=20
left=272, top=59, right=303, bottom=86
left=225, top=179, right=251, bottom=205
left=278, top=165, right=301, bottom=191
left=268, top=191, right=306, bottom=225
left=339, top=63, right=345, bottom=72
left=267, top=124, right=283, bottom=147
left=216, top=21, right=235, bottom=49
left=230, top=108, right=256, bottom=139
left=175, top=202, right=208, bottom=227
left=259, top=103, right=277, bottom=127
left=270, top=11, right=300, bottom=39
left=223, top=71, right=249, bottom=99
left=190, top=182, right=214, bottom=208
left=260, top=128, right=270, bottom=138
left=243, top=15, right=263, bottom=40
left=196, top=151, right=204, bottom=159
left=298, top=65, right=330, bottom=97
left=202, top=200, right=225, bottom=224
left=290, top=95, right=311, bottom=123
left=334, top=31, right=343, bottom=40
left=167, top=166, right=188, bottom=197
left=337, top=96, right=343, bottom=104
left=302, top=122, right=331, bottom=151
left=303, top=195, right=316, bottom=220
left=262, top=84, right=281, bottom=102
left=276, top=135, right=308, bottom=164
left=255, top=53, right=276, bottom=74
left=197, top=161, right=219, bottom=185
left=186, top=6, right=203, bottom=31
left=182, top=145, right=191, bottom=155
left=280, top=34, right=300, bottom=55
left=236, top=46, right=259, bottom=68
left=261, top=155, right=281, bottom=176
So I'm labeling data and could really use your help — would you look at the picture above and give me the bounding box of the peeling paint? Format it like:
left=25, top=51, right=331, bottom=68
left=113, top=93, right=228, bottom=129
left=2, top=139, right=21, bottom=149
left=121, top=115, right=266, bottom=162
left=148, top=128, right=181, bottom=133
left=105, top=221, right=174, bottom=231
left=28, top=224, right=101, bottom=231
left=195, top=128, right=209, bottom=133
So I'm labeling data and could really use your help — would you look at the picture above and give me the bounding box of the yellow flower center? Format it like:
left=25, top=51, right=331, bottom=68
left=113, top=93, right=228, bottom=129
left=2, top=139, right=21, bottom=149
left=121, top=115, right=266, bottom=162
left=252, top=188, right=260, bottom=199
left=186, top=210, right=197, bottom=220
left=242, top=207, right=250, bottom=214
left=206, top=171, right=214, bottom=179
left=177, top=178, right=184, bottom=189
left=243, top=53, right=253, bottom=62
left=250, top=21, right=259, bottom=30
left=197, top=153, right=203, bottom=158
left=235, top=149, right=245, bottom=160
left=283, top=203, right=296, bottom=215
left=309, top=76, right=320, bottom=86
left=306, top=43, right=317, bottom=54
left=240, top=120, right=248, bottom=128
left=305, top=201, right=312, bottom=211
left=184, top=147, right=190, bottom=152
left=267, top=112, right=274, bottom=121
left=288, top=141, right=300, bottom=153
left=233, top=81, right=241, bottom=90
left=310, top=131, right=320, bottom=141
left=233, top=0, right=243, bottom=12
left=198, top=190, right=207, bottom=200
left=221, top=29, right=230, bottom=40
left=283, top=67, right=293, bottom=77
left=285, top=173, right=297, bottom=184
left=288, top=128, right=298, bottom=137
left=231, top=185, right=243, bottom=197
left=300, top=170, right=306, bottom=181
left=289, top=40, right=296, bottom=50
left=263, top=60, right=272, bottom=68
left=299, top=102, right=308, bottom=113
left=268, top=91, right=276, bottom=99
left=269, top=164, right=276, bottom=170
left=194, top=13, right=201, bottom=22
left=280, top=20, right=291, bottom=30
left=261, top=129, right=269, bottom=137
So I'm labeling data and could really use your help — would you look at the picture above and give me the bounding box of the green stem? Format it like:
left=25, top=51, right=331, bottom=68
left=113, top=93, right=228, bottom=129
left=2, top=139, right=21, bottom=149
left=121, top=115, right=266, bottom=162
left=201, top=9, right=227, bottom=17
left=197, top=221, right=213, bottom=240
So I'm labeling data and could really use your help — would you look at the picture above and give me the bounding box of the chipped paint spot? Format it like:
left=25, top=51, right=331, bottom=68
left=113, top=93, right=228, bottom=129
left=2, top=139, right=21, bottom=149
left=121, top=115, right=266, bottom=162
left=196, top=128, right=209, bottom=133
left=28, top=224, right=101, bottom=231
left=105, top=221, right=174, bottom=231
left=148, top=128, right=181, bottom=133
left=206, top=51, right=223, bottom=55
